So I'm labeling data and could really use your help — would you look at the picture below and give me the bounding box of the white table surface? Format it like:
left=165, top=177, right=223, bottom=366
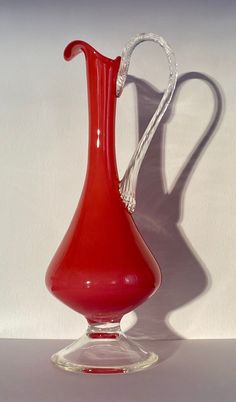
left=0, top=339, right=235, bottom=402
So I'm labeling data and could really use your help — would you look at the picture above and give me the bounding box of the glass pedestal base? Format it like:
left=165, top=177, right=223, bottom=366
left=51, top=323, right=158, bottom=374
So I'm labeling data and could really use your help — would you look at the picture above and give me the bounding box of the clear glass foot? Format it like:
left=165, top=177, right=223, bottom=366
left=51, top=323, right=158, bottom=374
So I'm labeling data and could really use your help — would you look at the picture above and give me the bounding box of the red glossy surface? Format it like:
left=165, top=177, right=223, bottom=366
left=46, top=41, right=161, bottom=323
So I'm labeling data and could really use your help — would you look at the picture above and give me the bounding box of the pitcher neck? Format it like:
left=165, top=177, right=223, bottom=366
left=64, top=41, right=121, bottom=189
left=83, top=46, right=120, bottom=182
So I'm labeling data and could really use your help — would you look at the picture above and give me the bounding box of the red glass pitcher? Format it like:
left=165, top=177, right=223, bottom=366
left=45, top=33, right=177, bottom=374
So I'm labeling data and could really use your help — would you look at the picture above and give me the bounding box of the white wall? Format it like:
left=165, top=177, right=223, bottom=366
left=0, top=0, right=235, bottom=339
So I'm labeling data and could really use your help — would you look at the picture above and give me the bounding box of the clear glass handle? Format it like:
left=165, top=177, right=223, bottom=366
left=116, top=33, right=178, bottom=213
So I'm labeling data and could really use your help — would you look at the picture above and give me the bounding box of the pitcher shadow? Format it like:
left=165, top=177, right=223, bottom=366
left=124, top=72, right=224, bottom=362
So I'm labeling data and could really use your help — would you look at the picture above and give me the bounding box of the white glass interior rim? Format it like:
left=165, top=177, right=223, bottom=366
left=116, top=33, right=178, bottom=213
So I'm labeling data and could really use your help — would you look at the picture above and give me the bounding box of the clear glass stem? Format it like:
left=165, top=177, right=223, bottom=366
left=116, top=33, right=178, bottom=213
left=51, top=321, right=158, bottom=374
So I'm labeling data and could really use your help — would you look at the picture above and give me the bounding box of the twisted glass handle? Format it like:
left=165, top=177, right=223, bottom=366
left=116, top=33, right=178, bottom=213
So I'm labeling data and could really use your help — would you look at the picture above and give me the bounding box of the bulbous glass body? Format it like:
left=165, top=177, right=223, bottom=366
left=46, top=41, right=161, bottom=324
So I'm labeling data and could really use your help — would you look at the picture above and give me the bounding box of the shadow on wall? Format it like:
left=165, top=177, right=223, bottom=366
left=125, top=72, right=224, bottom=354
